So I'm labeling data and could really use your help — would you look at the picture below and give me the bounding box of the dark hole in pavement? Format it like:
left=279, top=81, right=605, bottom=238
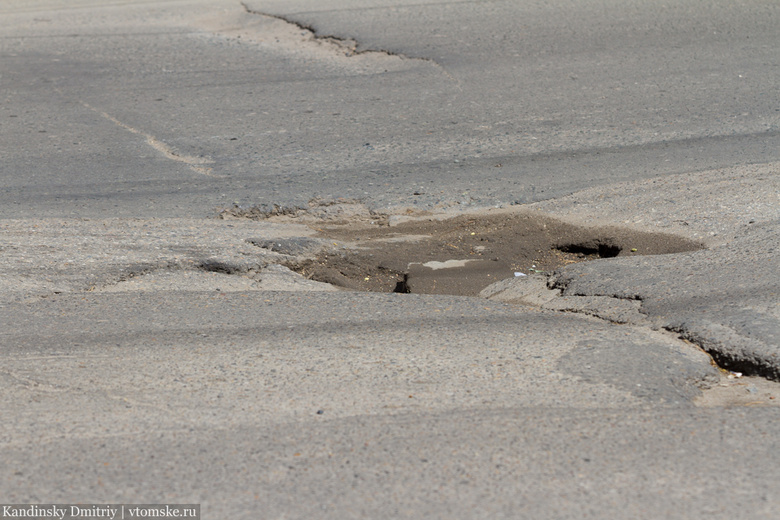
left=556, top=241, right=622, bottom=258
left=393, top=275, right=411, bottom=294
left=286, top=210, right=704, bottom=297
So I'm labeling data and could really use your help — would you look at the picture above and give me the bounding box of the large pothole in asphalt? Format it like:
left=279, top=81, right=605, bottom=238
left=277, top=210, right=704, bottom=297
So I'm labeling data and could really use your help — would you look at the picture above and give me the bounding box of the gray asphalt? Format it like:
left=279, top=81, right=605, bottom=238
left=1, top=0, right=779, bottom=518
left=0, top=290, right=766, bottom=519
left=2, top=0, right=778, bottom=217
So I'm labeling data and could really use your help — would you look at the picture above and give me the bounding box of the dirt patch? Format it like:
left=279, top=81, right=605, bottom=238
left=696, top=374, right=780, bottom=407
left=279, top=210, right=704, bottom=296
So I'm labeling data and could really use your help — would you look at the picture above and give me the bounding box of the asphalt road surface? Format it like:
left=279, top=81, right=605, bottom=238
left=1, top=1, right=779, bottom=518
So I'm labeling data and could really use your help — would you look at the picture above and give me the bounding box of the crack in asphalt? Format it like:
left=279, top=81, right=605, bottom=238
left=239, top=2, right=461, bottom=87
left=546, top=272, right=779, bottom=381
left=665, top=322, right=780, bottom=382
left=547, top=274, right=644, bottom=302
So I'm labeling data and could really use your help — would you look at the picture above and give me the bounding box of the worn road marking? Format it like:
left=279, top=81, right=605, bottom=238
left=81, top=101, right=221, bottom=177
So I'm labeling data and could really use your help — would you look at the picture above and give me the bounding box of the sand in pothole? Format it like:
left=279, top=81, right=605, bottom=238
left=287, top=210, right=704, bottom=296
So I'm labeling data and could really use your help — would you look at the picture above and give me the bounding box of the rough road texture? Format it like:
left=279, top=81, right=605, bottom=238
left=2, top=0, right=780, bottom=518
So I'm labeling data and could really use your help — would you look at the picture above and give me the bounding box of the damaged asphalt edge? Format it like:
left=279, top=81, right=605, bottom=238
left=547, top=272, right=643, bottom=301
left=218, top=197, right=387, bottom=222
left=665, top=323, right=780, bottom=382
left=87, top=258, right=271, bottom=292
left=547, top=271, right=779, bottom=381
left=240, top=2, right=408, bottom=59
left=239, top=1, right=459, bottom=83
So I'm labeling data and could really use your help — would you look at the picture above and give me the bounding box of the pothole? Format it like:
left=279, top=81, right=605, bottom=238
left=278, top=210, right=704, bottom=297
left=556, top=241, right=621, bottom=259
